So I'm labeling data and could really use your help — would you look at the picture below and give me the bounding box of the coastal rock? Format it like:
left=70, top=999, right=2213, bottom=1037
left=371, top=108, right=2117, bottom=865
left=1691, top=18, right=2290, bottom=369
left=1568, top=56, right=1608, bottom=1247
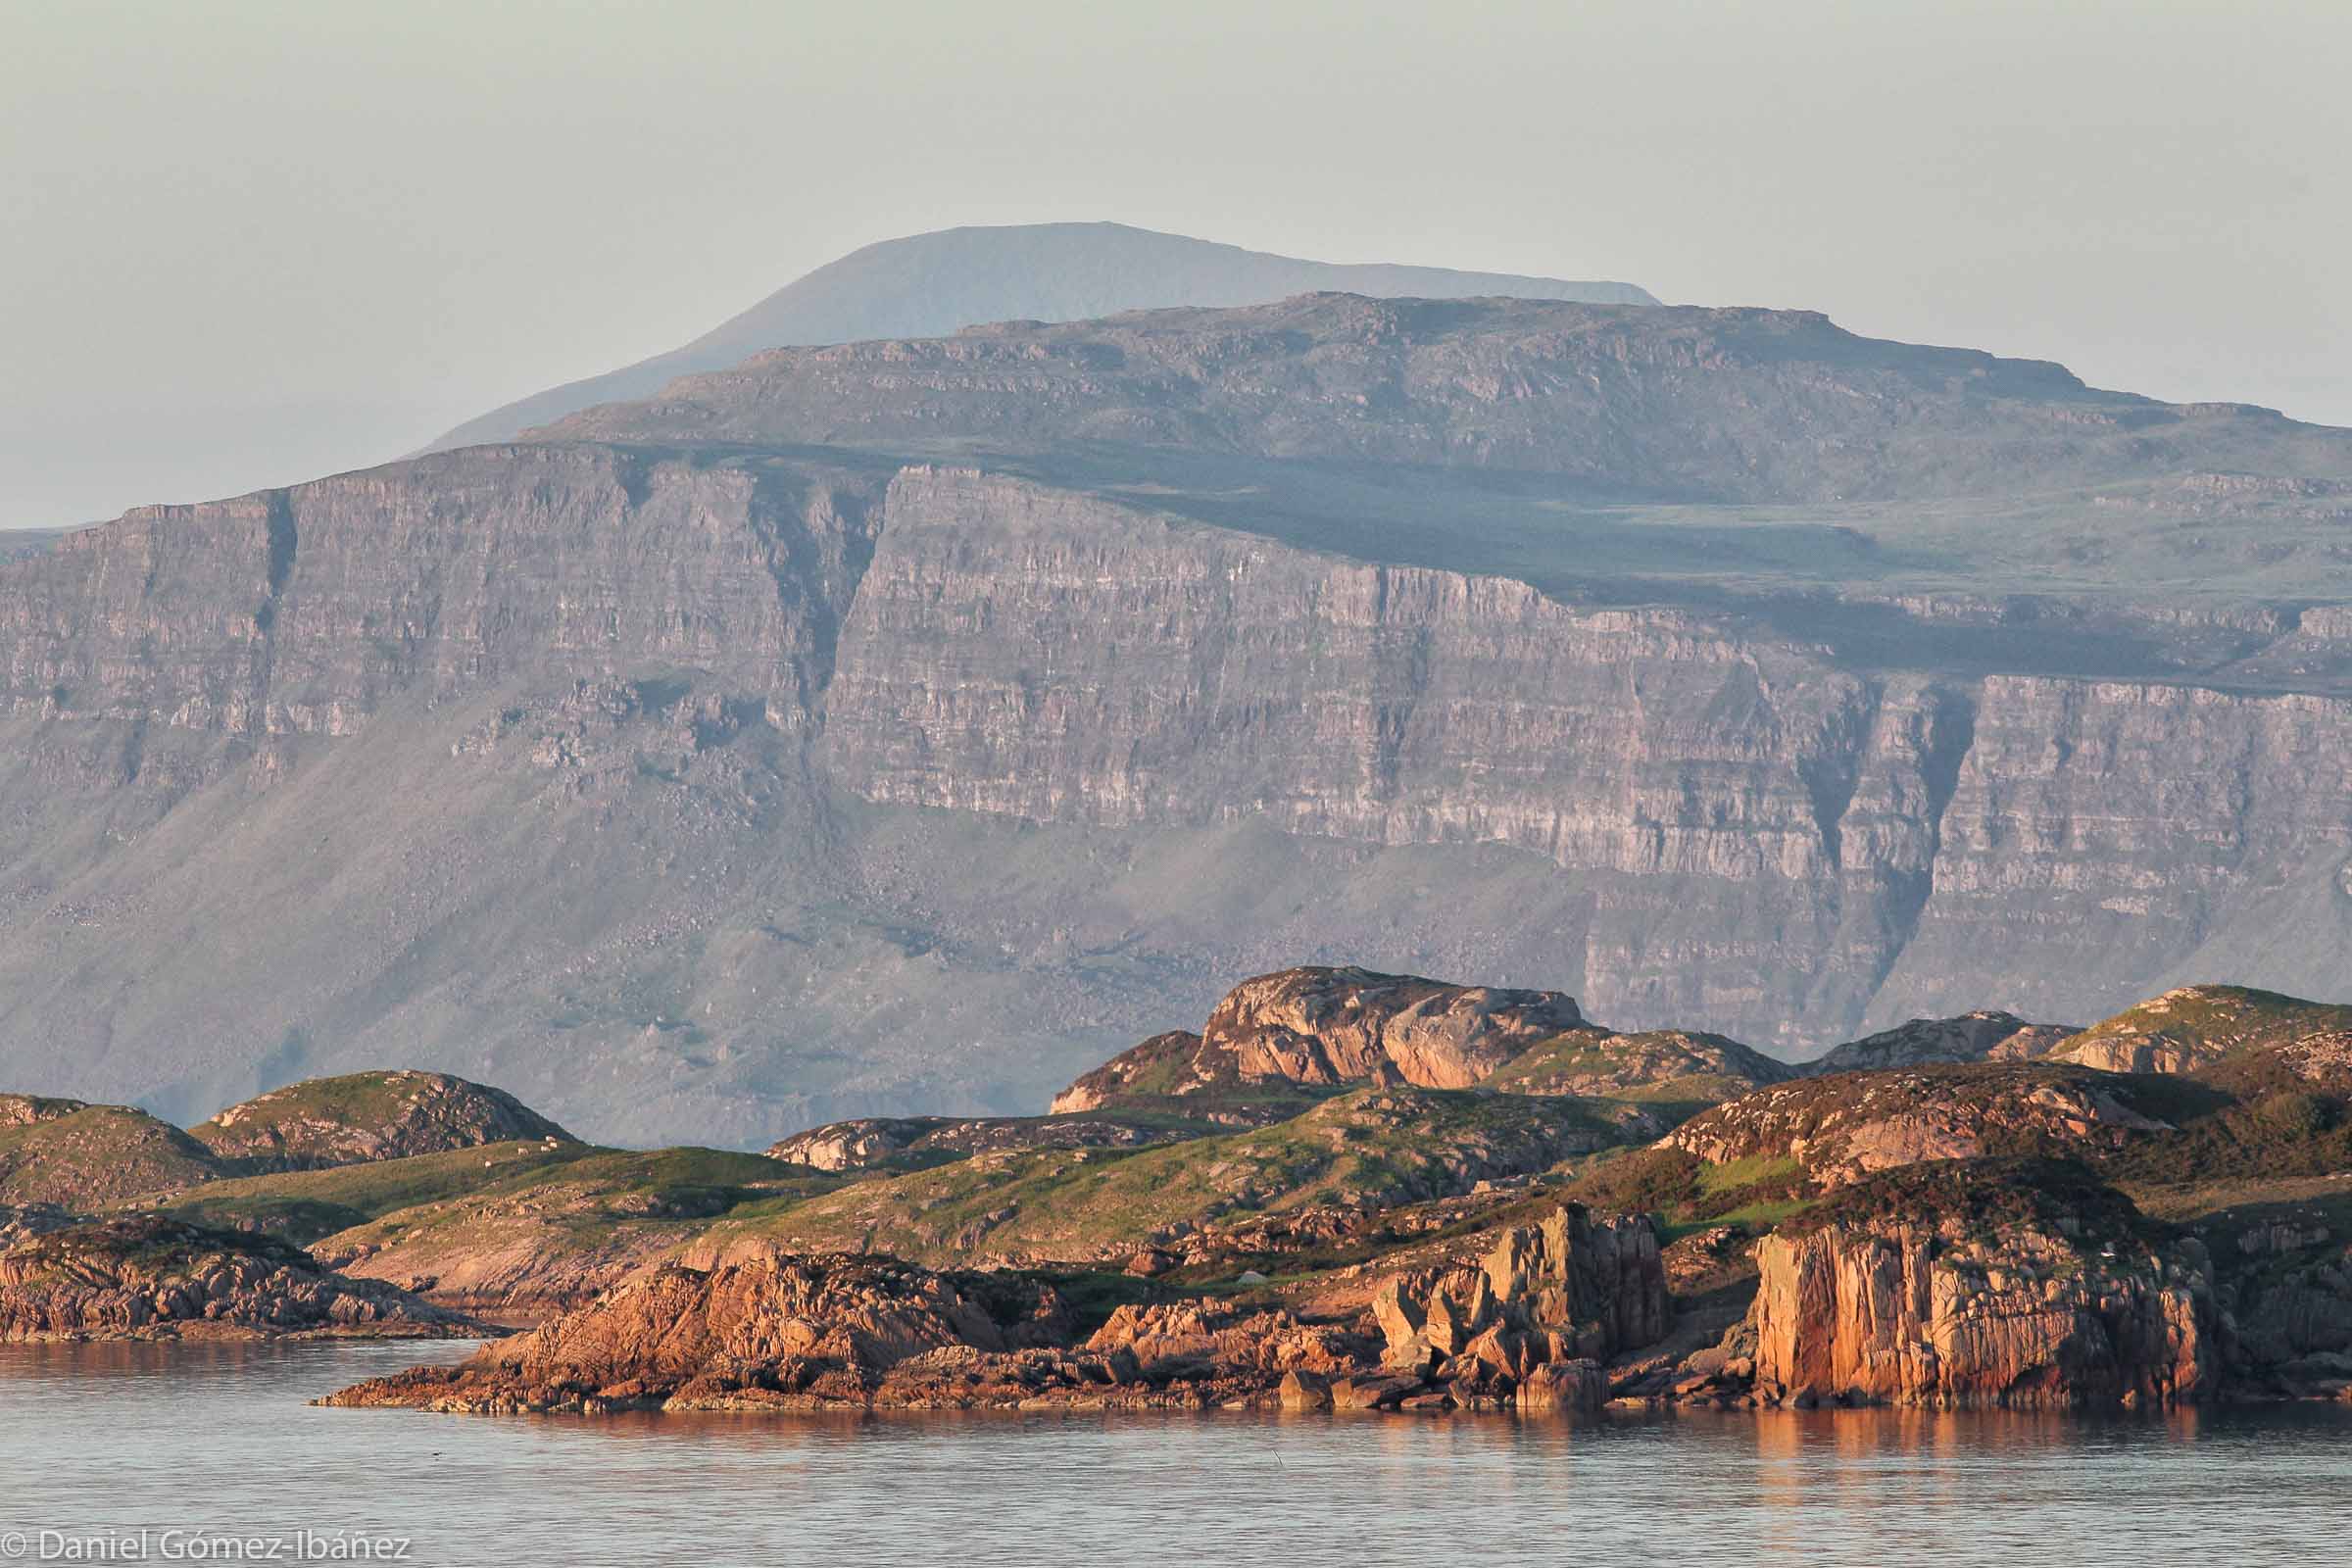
left=324, top=1247, right=1078, bottom=1413
left=1088, top=1300, right=1370, bottom=1383
left=1370, top=1204, right=1669, bottom=1380
left=0, top=1210, right=479, bottom=1342
left=1731, top=1159, right=2222, bottom=1407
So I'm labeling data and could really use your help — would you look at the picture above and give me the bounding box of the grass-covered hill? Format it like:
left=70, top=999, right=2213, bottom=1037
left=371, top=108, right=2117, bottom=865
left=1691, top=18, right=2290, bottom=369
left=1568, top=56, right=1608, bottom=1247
left=0, top=1104, right=228, bottom=1207
left=188, top=1070, right=576, bottom=1173
left=2050, top=985, right=2352, bottom=1074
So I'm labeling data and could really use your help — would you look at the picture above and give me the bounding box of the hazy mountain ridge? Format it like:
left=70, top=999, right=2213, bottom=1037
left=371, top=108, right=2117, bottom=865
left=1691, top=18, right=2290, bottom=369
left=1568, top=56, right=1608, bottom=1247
left=537, top=293, right=2349, bottom=505
left=426, top=221, right=1658, bottom=452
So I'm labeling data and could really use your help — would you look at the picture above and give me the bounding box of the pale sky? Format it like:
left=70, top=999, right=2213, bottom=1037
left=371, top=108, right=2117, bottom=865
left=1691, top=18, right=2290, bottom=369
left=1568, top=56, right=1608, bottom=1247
left=4, top=0, right=2348, bottom=527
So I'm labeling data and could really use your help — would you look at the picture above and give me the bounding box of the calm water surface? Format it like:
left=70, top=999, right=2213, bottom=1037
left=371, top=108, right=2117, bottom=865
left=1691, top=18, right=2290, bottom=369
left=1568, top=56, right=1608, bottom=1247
left=3, top=1340, right=2348, bottom=1566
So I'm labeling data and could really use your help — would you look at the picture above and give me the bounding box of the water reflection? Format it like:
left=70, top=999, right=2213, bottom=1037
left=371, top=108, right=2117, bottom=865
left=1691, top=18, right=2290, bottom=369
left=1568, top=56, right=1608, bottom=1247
left=1, top=1343, right=2345, bottom=1567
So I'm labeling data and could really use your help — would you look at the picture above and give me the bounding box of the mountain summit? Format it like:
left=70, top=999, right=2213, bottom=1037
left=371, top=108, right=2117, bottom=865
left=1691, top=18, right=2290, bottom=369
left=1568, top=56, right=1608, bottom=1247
left=422, top=221, right=1657, bottom=451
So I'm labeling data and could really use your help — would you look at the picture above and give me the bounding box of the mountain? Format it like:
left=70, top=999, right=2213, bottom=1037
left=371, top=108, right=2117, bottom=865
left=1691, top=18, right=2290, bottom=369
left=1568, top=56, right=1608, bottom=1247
left=541, top=292, right=2346, bottom=503
left=5, top=286, right=2352, bottom=1146
left=423, top=222, right=1659, bottom=451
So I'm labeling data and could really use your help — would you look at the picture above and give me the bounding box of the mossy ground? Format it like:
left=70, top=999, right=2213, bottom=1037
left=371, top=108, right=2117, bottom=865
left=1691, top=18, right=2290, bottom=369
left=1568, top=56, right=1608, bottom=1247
left=156, top=1140, right=602, bottom=1243
left=708, top=1088, right=1624, bottom=1265
left=0, top=1105, right=227, bottom=1206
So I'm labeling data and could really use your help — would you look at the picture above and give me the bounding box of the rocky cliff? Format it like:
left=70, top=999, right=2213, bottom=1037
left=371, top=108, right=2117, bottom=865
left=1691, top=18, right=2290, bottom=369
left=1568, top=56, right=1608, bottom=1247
left=1734, top=1160, right=2223, bottom=1408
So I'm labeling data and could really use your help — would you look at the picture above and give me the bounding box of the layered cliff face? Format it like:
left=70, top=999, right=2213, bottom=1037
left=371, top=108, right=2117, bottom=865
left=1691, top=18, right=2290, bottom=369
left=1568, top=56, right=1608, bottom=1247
left=7, top=297, right=2352, bottom=1143
left=0, top=443, right=887, bottom=737
left=10, top=453, right=2352, bottom=1138
left=822, top=468, right=2352, bottom=1051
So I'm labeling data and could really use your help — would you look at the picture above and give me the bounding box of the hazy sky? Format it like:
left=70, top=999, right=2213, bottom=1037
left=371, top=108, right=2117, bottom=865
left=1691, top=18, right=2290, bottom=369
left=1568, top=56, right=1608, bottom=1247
left=5, top=0, right=2348, bottom=527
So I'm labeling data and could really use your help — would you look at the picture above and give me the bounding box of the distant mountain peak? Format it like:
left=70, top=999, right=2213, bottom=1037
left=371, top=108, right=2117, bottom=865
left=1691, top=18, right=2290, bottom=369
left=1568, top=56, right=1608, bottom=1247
left=421, top=221, right=1655, bottom=452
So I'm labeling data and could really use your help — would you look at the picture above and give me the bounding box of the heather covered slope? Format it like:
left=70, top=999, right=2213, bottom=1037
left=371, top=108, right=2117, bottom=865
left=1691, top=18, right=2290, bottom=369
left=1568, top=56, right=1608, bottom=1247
left=425, top=221, right=1656, bottom=451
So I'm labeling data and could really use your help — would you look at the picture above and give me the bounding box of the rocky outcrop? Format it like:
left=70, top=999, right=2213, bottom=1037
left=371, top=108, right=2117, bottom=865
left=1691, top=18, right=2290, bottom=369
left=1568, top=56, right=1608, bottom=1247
left=2271, top=1032, right=2352, bottom=1093
left=0, top=1210, right=480, bottom=1342
left=765, top=1113, right=1195, bottom=1171
left=1368, top=1205, right=1669, bottom=1398
left=1663, top=1064, right=2171, bottom=1189
left=189, top=1070, right=575, bottom=1173
left=0, top=1095, right=86, bottom=1129
left=1203, top=967, right=1586, bottom=1091
left=1800, top=1012, right=2076, bottom=1074
left=322, top=1247, right=1100, bottom=1413
left=708, top=1087, right=1629, bottom=1270
left=1049, top=968, right=1587, bottom=1114
left=1050, top=1033, right=1230, bottom=1117
left=1729, top=1160, right=2222, bottom=1407
left=321, top=1206, right=1666, bottom=1418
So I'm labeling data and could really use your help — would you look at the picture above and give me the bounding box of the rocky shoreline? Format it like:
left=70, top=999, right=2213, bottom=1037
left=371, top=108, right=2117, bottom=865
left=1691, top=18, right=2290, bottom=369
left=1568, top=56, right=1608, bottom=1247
left=0, top=1206, right=487, bottom=1344
left=5, top=970, right=2350, bottom=1415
